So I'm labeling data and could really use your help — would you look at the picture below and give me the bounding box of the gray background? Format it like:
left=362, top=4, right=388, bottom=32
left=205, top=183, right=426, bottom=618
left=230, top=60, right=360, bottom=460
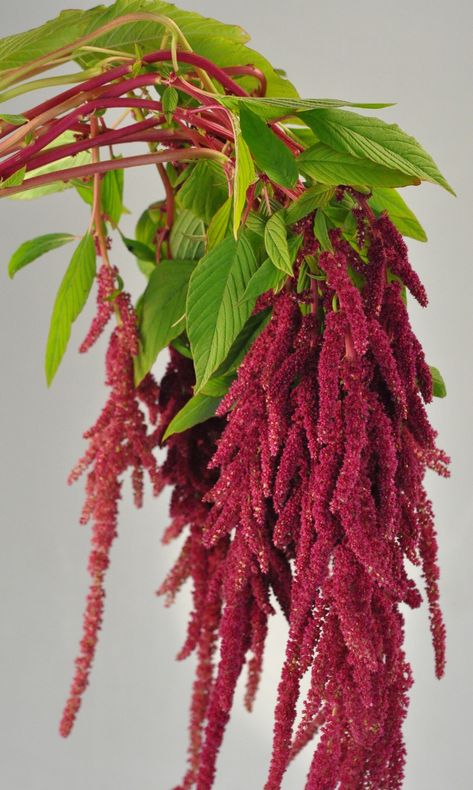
left=0, top=1, right=471, bottom=788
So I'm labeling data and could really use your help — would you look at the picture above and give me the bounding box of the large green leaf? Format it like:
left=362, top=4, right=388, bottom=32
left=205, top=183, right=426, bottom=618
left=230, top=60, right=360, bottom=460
left=284, top=184, right=336, bottom=225
left=162, top=392, right=222, bottom=441
left=240, top=104, right=298, bottom=188
left=368, top=187, right=427, bottom=242
left=264, top=211, right=292, bottom=275
left=187, top=234, right=259, bottom=390
left=134, top=259, right=195, bottom=383
left=177, top=159, right=228, bottom=224
left=0, top=0, right=249, bottom=84
left=169, top=209, right=205, bottom=260
left=298, top=143, right=417, bottom=188
left=8, top=232, right=75, bottom=278
left=213, top=307, right=272, bottom=377
left=301, top=108, right=454, bottom=194
left=45, top=233, right=96, bottom=385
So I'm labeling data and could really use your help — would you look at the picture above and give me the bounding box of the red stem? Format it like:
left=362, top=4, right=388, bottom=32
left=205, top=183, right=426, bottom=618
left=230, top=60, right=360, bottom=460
left=222, top=65, right=267, bottom=96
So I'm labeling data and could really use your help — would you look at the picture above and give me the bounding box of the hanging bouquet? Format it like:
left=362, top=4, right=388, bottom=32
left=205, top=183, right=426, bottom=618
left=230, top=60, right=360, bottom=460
left=1, top=2, right=453, bottom=788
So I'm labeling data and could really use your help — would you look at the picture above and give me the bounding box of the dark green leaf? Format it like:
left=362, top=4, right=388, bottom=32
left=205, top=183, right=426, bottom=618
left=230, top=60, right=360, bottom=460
left=200, top=373, right=235, bottom=397
left=8, top=232, right=75, bottom=278
left=301, top=109, right=454, bottom=194
left=162, top=392, right=222, bottom=441
left=429, top=365, right=447, bottom=398
left=187, top=234, right=259, bottom=390
left=177, top=159, right=228, bottom=223
left=119, top=233, right=156, bottom=262
left=298, top=142, right=417, bottom=188
left=134, top=259, right=196, bottom=383
left=207, top=197, right=232, bottom=250
left=213, top=307, right=272, bottom=377
left=264, top=211, right=292, bottom=275
left=285, top=184, right=336, bottom=225
left=240, top=103, right=298, bottom=188
left=45, top=233, right=96, bottom=385
left=170, top=209, right=205, bottom=260
left=368, top=187, right=427, bottom=242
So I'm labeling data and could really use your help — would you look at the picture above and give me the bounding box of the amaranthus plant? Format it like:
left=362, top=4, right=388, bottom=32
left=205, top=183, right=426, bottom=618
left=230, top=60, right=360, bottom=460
left=1, top=1, right=453, bottom=788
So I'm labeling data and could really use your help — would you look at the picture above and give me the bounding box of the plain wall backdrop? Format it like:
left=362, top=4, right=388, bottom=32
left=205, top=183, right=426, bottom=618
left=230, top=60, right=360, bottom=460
left=0, top=1, right=472, bottom=788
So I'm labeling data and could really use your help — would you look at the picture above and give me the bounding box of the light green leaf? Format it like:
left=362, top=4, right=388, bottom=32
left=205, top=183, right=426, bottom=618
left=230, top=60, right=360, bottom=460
left=169, top=209, right=205, bottom=260
left=187, top=234, right=259, bottom=390
left=8, top=232, right=75, bottom=278
left=298, top=142, right=417, bottom=188
left=284, top=184, right=336, bottom=225
left=213, top=307, right=272, bottom=377
left=134, top=259, right=196, bottom=383
left=7, top=132, right=91, bottom=200
left=0, top=112, right=27, bottom=125
left=162, top=392, right=222, bottom=441
left=45, top=233, right=96, bottom=385
left=429, top=365, right=447, bottom=398
left=232, top=115, right=255, bottom=237
left=264, top=211, right=292, bottom=275
left=301, top=108, right=454, bottom=194
left=240, top=103, right=298, bottom=188
left=313, top=211, right=333, bottom=252
left=368, top=187, right=427, bottom=242
left=241, top=257, right=286, bottom=304
left=101, top=164, right=124, bottom=225
left=219, top=95, right=394, bottom=120
left=207, top=197, right=232, bottom=250
left=162, top=85, right=178, bottom=120
left=0, top=165, right=26, bottom=188
left=177, top=159, right=228, bottom=224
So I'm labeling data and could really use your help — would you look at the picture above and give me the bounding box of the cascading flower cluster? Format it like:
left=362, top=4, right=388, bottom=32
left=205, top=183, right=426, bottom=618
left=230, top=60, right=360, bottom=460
left=1, top=2, right=453, bottom=788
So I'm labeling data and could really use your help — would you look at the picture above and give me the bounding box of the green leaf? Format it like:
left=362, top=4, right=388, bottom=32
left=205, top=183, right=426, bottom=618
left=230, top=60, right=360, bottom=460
left=162, top=85, right=178, bottom=121
left=8, top=232, right=75, bottom=278
left=0, top=112, right=27, bottom=125
left=284, top=184, right=336, bottom=225
left=45, top=233, right=96, bottom=385
left=207, top=197, right=232, bottom=250
left=200, top=373, right=235, bottom=397
left=134, top=259, right=196, bottom=383
left=187, top=234, right=259, bottom=390
left=101, top=164, right=124, bottom=225
left=219, top=95, right=394, bottom=120
left=245, top=211, right=267, bottom=237
left=169, top=209, right=205, bottom=260
left=241, top=257, right=286, bottom=304
left=264, top=211, right=293, bottom=275
left=298, top=143, right=417, bottom=188
left=368, top=187, right=427, bottom=242
left=232, top=117, right=255, bottom=237
left=0, top=165, right=26, bottom=188
left=0, top=0, right=249, bottom=84
left=429, top=365, right=447, bottom=398
left=240, top=103, right=298, bottom=188
left=162, top=392, right=222, bottom=441
left=177, top=159, right=228, bottom=223
left=301, top=108, right=454, bottom=194
left=313, top=211, right=333, bottom=252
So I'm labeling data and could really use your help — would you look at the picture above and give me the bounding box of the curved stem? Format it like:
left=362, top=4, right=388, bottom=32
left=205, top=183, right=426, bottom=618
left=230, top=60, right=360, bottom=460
left=0, top=147, right=228, bottom=199
left=221, top=65, right=267, bottom=96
